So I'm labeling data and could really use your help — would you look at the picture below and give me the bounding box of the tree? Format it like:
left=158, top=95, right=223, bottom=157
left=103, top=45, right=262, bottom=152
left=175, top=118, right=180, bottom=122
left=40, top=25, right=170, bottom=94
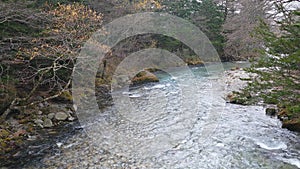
left=160, top=0, right=226, bottom=58
left=240, top=0, right=300, bottom=131
left=0, top=2, right=103, bottom=119
left=221, top=0, right=269, bottom=60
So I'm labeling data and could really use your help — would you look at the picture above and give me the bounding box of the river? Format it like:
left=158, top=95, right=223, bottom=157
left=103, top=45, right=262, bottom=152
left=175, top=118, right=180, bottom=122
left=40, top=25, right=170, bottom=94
left=23, top=62, right=300, bottom=169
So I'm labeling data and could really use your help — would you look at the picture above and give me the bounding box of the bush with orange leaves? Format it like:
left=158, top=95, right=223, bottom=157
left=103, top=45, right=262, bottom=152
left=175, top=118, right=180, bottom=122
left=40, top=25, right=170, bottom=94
left=0, top=2, right=103, bottom=118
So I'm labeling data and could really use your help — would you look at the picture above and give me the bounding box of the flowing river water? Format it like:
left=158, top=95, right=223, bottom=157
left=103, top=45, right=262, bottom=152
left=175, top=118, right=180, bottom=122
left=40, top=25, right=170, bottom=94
left=23, top=62, right=299, bottom=169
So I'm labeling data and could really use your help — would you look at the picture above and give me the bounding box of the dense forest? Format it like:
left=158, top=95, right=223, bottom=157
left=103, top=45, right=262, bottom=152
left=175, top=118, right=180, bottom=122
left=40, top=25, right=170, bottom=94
left=0, top=0, right=299, bottom=168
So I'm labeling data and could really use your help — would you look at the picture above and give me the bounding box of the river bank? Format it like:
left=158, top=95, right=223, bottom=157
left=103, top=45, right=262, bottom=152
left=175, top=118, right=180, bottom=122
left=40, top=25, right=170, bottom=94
left=225, top=68, right=300, bottom=133
left=0, top=87, right=112, bottom=167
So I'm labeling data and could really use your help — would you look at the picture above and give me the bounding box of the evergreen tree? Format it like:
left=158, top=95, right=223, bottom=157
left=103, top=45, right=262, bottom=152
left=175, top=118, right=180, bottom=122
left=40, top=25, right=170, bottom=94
left=243, top=5, right=300, bottom=121
left=160, top=0, right=225, bottom=57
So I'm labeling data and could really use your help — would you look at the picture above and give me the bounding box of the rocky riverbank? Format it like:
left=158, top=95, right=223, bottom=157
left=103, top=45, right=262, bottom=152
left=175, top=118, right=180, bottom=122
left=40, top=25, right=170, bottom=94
left=224, top=68, right=300, bottom=133
left=0, top=99, right=77, bottom=166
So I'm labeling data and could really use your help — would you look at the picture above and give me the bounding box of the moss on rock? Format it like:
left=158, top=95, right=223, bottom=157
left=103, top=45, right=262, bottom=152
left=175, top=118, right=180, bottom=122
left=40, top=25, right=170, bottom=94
left=131, top=70, right=159, bottom=85
left=56, top=90, right=72, bottom=102
left=184, top=57, right=204, bottom=66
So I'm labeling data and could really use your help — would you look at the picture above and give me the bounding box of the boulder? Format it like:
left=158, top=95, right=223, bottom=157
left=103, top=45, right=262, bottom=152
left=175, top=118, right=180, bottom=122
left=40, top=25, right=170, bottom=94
left=185, top=58, right=204, bottom=65
left=282, top=119, right=300, bottom=132
left=186, top=59, right=204, bottom=66
left=266, top=107, right=278, bottom=116
left=131, top=70, right=159, bottom=85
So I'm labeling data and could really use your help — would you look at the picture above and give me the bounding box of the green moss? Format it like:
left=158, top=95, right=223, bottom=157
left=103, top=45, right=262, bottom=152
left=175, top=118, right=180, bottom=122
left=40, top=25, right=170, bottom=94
left=286, top=104, right=300, bottom=118
left=184, top=57, right=204, bottom=65
left=95, top=78, right=108, bottom=86
left=132, top=71, right=159, bottom=85
left=14, top=138, right=24, bottom=146
left=0, top=130, right=10, bottom=139
left=145, top=68, right=160, bottom=73
left=0, top=139, right=7, bottom=148
left=135, top=71, right=147, bottom=78
left=228, top=91, right=256, bottom=105
left=57, top=90, right=73, bottom=101
left=263, top=97, right=279, bottom=104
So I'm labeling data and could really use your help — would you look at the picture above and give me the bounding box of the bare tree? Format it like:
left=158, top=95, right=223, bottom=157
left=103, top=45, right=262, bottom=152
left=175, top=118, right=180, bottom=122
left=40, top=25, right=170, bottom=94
left=221, top=0, right=270, bottom=60
left=0, top=2, right=103, bottom=119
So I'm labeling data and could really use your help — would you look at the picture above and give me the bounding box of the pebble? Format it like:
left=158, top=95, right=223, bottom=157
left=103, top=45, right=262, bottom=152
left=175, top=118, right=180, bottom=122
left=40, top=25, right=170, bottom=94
left=43, top=101, right=50, bottom=107
left=72, top=104, right=78, bottom=112
left=55, top=112, right=68, bottom=121
left=47, top=113, right=55, bottom=119
left=34, top=119, right=43, bottom=125
left=35, top=96, right=43, bottom=102
left=43, top=118, right=53, bottom=128
left=38, top=103, right=44, bottom=108
left=27, top=135, right=38, bottom=141
left=56, top=142, right=63, bottom=148
left=68, top=116, right=75, bottom=121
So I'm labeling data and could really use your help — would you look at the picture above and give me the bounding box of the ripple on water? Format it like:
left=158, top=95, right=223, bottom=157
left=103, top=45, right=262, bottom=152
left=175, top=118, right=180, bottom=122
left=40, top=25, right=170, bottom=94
left=255, top=141, right=288, bottom=150
left=280, top=158, right=300, bottom=168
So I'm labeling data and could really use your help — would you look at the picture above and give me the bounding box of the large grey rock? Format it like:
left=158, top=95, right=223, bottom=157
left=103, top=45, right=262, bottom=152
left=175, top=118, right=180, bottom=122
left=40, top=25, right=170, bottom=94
left=55, top=112, right=68, bottom=121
